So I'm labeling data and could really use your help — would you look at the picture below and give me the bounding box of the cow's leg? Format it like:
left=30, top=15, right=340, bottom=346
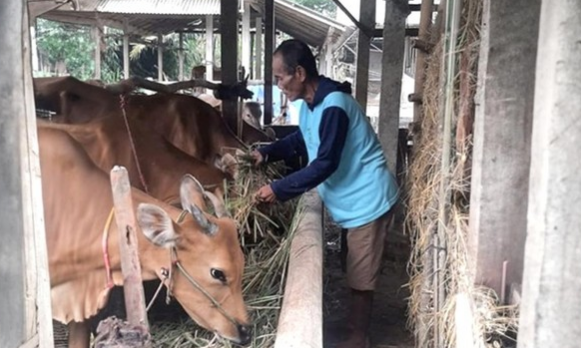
left=68, top=321, right=90, bottom=348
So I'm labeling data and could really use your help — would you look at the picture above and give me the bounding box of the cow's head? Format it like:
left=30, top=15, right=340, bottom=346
left=136, top=175, right=250, bottom=344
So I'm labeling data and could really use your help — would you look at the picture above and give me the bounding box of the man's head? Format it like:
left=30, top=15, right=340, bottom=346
left=273, top=39, right=319, bottom=102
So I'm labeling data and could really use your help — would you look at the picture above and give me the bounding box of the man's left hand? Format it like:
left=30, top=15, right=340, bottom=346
left=255, top=184, right=277, bottom=203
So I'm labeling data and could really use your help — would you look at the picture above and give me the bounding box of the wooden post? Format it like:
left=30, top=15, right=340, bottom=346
left=157, top=33, right=163, bottom=82
left=354, top=0, right=375, bottom=112
left=206, top=15, right=214, bottom=81
left=255, top=16, right=263, bottom=80
left=110, top=166, right=149, bottom=328
left=123, top=21, right=129, bottom=79
left=377, top=1, right=408, bottom=174
left=0, top=1, right=54, bottom=346
left=93, top=26, right=101, bottom=80
left=178, top=32, right=184, bottom=81
left=221, top=0, right=239, bottom=132
left=274, top=191, right=323, bottom=348
left=242, top=0, right=251, bottom=77
left=263, top=0, right=274, bottom=125
left=412, top=0, right=435, bottom=124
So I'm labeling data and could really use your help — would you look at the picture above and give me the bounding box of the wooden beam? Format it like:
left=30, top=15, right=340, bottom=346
left=206, top=15, right=214, bottom=80
left=1, top=1, right=54, bottom=346
left=93, top=26, right=101, bottom=80
left=263, top=0, right=275, bottom=125
left=378, top=1, right=409, bottom=174
left=157, top=33, right=163, bottom=82
left=255, top=16, right=263, bottom=80
left=123, top=20, right=129, bottom=79
left=331, top=0, right=373, bottom=37
left=178, top=32, right=184, bottom=80
left=242, top=0, right=251, bottom=78
left=110, top=166, right=149, bottom=329
left=220, top=0, right=239, bottom=132
left=374, top=27, right=419, bottom=37
left=354, top=0, right=375, bottom=111
left=412, top=0, right=435, bottom=124
left=274, top=191, right=323, bottom=348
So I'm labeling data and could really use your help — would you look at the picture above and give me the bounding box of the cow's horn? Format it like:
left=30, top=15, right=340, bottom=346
left=188, top=203, right=218, bottom=236
left=204, top=191, right=228, bottom=218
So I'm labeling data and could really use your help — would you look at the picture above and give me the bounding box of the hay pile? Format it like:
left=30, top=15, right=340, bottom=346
left=405, top=1, right=518, bottom=347
left=150, top=152, right=300, bottom=348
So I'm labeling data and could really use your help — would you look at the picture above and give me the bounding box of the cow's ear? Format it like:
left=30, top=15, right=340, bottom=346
left=137, top=203, right=178, bottom=248
left=180, top=174, right=207, bottom=211
left=218, top=153, right=239, bottom=180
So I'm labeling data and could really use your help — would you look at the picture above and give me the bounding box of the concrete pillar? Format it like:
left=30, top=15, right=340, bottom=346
left=206, top=15, right=214, bottom=81
left=255, top=16, right=263, bottom=80
left=517, top=2, right=581, bottom=348
left=241, top=0, right=251, bottom=78
left=263, top=0, right=275, bottom=125
left=468, top=0, right=541, bottom=298
left=378, top=0, right=409, bottom=174
left=354, top=0, right=375, bottom=113
left=157, top=33, right=163, bottom=82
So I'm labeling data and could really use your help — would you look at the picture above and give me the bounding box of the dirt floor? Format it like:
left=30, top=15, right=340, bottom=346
left=322, top=211, right=414, bottom=348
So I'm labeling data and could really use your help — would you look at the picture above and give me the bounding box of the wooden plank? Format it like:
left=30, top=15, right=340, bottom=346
left=354, top=0, right=375, bottom=112
left=123, top=20, right=129, bottom=79
left=93, top=26, right=102, bottom=79
left=205, top=15, right=214, bottom=81
left=242, top=0, right=251, bottom=77
left=378, top=2, right=409, bottom=174
left=110, top=166, right=149, bottom=328
left=1, top=1, right=54, bottom=346
left=178, top=32, right=184, bottom=80
left=255, top=16, right=263, bottom=80
left=274, top=191, right=323, bottom=348
left=220, top=0, right=239, bottom=132
left=157, top=33, right=163, bottom=81
left=412, top=0, right=435, bottom=124
left=263, top=0, right=274, bottom=125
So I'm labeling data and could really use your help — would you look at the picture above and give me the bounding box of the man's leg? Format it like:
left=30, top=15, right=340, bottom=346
left=337, top=210, right=393, bottom=348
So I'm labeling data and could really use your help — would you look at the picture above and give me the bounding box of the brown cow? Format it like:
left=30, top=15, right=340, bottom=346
left=38, top=115, right=232, bottom=204
left=33, top=76, right=270, bottom=165
left=38, top=127, right=250, bottom=347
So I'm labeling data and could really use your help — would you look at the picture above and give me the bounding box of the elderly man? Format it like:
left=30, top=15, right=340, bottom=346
left=252, top=39, right=399, bottom=348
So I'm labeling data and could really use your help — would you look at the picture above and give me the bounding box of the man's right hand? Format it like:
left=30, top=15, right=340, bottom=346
left=251, top=150, right=264, bottom=166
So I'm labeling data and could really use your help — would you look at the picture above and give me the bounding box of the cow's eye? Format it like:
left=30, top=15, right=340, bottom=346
left=210, top=268, right=226, bottom=283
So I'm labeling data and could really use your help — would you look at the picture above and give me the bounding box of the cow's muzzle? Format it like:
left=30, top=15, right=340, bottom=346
left=236, top=324, right=252, bottom=346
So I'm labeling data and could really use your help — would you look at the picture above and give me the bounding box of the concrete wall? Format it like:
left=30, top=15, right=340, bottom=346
left=468, top=0, right=541, bottom=298
left=517, top=2, right=581, bottom=348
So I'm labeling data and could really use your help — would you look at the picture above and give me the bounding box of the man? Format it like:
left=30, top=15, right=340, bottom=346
left=253, top=39, right=399, bottom=348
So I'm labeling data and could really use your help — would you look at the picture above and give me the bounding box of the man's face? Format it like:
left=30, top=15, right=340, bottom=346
left=273, top=54, right=306, bottom=102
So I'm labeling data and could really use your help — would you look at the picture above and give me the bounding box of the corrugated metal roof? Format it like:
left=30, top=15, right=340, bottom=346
left=97, top=0, right=220, bottom=15
left=251, top=0, right=348, bottom=48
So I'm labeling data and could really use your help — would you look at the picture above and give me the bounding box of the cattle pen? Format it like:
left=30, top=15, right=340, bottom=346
left=3, top=1, right=581, bottom=348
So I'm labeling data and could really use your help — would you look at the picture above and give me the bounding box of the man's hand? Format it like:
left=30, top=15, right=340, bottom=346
left=251, top=150, right=264, bottom=167
left=255, top=184, right=277, bottom=203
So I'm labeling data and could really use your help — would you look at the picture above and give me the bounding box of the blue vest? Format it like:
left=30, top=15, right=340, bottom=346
left=298, top=92, right=400, bottom=228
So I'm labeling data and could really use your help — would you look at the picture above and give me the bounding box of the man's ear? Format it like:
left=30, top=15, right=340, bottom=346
left=296, top=65, right=307, bottom=83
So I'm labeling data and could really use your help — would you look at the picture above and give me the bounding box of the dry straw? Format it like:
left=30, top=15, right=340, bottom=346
left=150, top=152, right=301, bottom=347
left=405, top=1, right=519, bottom=347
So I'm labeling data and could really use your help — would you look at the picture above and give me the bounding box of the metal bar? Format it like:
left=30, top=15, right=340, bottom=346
left=206, top=15, right=214, bottom=81
left=255, top=16, right=263, bottom=80
left=221, top=0, right=239, bottom=132
left=157, top=33, right=163, bottom=82
left=242, top=0, right=251, bottom=78
left=178, top=32, right=184, bottom=81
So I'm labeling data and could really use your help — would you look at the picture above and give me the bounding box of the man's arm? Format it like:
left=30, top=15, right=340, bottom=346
left=269, top=106, right=349, bottom=201
left=256, top=130, right=307, bottom=163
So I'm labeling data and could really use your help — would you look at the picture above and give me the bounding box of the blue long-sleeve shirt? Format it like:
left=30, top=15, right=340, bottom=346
left=258, top=76, right=399, bottom=228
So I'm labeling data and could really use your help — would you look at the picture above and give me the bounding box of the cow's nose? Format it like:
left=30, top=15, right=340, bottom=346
left=237, top=324, right=252, bottom=345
